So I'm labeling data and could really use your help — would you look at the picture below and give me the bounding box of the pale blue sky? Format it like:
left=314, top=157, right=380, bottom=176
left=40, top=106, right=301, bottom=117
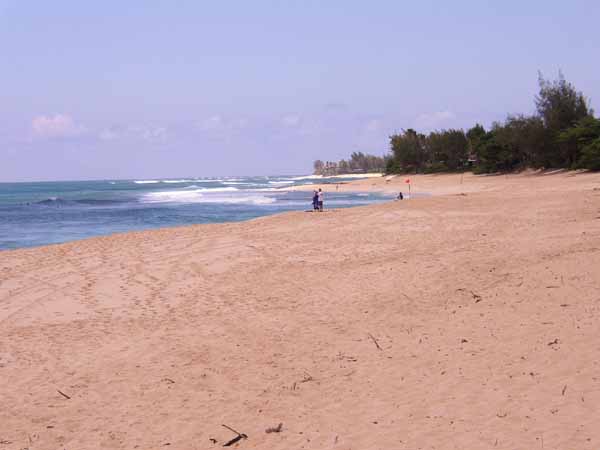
left=1, top=0, right=598, bottom=181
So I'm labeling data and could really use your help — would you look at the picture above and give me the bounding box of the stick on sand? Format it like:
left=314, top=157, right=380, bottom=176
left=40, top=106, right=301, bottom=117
left=368, top=333, right=382, bottom=351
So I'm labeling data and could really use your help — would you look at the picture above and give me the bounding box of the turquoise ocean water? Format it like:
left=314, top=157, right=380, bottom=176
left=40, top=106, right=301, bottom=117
left=0, top=175, right=394, bottom=250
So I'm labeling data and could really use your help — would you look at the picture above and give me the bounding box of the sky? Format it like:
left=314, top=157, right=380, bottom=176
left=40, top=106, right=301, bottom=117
left=1, top=0, right=599, bottom=181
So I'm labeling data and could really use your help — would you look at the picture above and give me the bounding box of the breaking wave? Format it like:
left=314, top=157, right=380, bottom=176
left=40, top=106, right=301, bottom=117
left=141, top=189, right=275, bottom=205
left=33, top=197, right=125, bottom=207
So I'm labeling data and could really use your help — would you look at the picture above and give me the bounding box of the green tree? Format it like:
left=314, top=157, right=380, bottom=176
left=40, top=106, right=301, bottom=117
left=389, top=129, right=427, bottom=173
left=467, top=124, right=486, bottom=152
left=338, top=159, right=350, bottom=173
left=536, top=72, right=593, bottom=167
left=536, top=71, right=592, bottom=134
left=559, top=116, right=600, bottom=170
left=579, top=140, right=600, bottom=170
left=426, top=129, right=468, bottom=171
left=474, top=124, right=522, bottom=173
left=495, top=115, right=549, bottom=168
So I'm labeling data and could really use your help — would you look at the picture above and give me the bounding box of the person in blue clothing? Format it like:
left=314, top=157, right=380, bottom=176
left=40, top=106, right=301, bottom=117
left=312, top=190, right=319, bottom=211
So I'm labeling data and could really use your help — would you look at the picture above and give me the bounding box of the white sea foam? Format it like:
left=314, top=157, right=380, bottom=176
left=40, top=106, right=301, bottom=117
left=223, top=182, right=254, bottom=185
left=162, top=179, right=196, bottom=183
left=268, top=180, right=294, bottom=185
left=201, top=187, right=239, bottom=192
left=141, top=188, right=273, bottom=205
left=200, top=195, right=276, bottom=205
left=181, top=186, right=238, bottom=192
left=134, top=180, right=160, bottom=184
left=141, top=190, right=200, bottom=203
left=290, top=175, right=323, bottom=180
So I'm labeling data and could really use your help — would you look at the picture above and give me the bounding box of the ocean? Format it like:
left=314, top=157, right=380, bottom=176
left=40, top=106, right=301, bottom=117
left=0, top=175, right=394, bottom=250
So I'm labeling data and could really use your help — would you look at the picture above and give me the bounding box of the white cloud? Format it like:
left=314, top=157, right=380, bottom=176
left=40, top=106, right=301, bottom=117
left=281, top=114, right=301, bottom=127
left=200, top=115, right=224, bottom=130
left=196, top=115, right=249, bottom=139
left=415, top=110, right=456, bottom=130
left=31, top=114, right=86, bottom=139
left=141, top=126, right=167, bottom=142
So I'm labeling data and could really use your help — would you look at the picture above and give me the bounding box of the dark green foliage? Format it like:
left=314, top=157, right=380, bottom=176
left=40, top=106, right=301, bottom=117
left=389, top=128, right=468, bottom=173
left=495, top=115, right=550, bottom=168
left=559, top=116, right=600, bottom=170
left=383, top=72, right=597, bottom=174
left=536, top=71, right=591, bottom=134
left=473, top=123, right=533, bottom=173
left=578, top=139, right=600, bottom=170
left=390, top=129, right=427, bottom=173
left=467, top=124, right=486, bottom=153
left=427, top=129, right=468, bottom=171
left=385, top=156, right=402, bottom=173
left=535, top=72, right=594, bottom=168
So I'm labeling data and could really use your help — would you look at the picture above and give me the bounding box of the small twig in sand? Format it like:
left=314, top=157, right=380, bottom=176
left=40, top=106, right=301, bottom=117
left=368, top=333, right=382, bottom=351
left=300, top=372, right=313, bottom=383
left=222, top=424, right=248, bottom=447
left=57, top=389, right=71, bottom=400
left=223, top=434, right=246, bottom=447
left=548, top=339, right=559, bottom=346
left=471, top=291, right=482, bottom=303
left=265, top=423, right=283, bottom=433
left=222, top=424, right=243, bottom=436
left=562, top=385, right=567, bottom=396
left=457, top=288, right=482, bottom=303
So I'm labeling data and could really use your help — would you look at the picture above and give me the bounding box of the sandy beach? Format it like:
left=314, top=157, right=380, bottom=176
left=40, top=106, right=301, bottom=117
left=1, top=171, right=600, bottom=449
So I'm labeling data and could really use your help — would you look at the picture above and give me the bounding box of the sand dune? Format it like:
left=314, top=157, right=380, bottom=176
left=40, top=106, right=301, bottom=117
left=1, top=171, right=600, bottom=449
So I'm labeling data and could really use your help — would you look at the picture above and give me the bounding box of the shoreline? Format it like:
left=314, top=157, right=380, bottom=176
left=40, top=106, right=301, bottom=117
left=1, top=171, right=600, bottom=449
left=287, top=169, right=597, bottom=195
left=1, top=170, right=598, bottom=254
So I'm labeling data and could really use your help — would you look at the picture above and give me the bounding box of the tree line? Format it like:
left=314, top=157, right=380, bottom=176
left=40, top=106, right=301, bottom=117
left=314, top=73, right=599, bottom=175
left=386, top=72, right=599, bottom=173
left=313, top=152, right=389, bottom=176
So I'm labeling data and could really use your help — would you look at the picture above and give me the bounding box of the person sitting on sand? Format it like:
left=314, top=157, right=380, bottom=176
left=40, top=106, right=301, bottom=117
left=318, top=188, right=324, bottom=212
left=312, top=190, right=319, bottom=211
